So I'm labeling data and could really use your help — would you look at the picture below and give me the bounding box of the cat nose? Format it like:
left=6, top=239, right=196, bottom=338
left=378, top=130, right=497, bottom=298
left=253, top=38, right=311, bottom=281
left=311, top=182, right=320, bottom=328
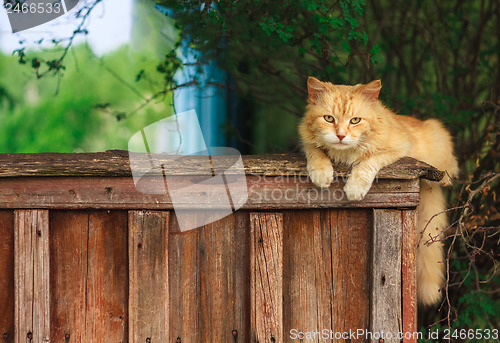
left=337, top=134, right=345, bottom=141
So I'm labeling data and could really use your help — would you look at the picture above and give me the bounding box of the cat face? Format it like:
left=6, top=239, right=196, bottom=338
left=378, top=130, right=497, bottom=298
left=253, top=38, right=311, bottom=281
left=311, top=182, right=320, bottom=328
left=302, top=77, right=382, bottom=151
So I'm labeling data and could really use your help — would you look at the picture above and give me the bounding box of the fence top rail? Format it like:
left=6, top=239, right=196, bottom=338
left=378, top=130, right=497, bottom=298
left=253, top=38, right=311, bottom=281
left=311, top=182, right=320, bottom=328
left=0, top=150, right=444, bottom=181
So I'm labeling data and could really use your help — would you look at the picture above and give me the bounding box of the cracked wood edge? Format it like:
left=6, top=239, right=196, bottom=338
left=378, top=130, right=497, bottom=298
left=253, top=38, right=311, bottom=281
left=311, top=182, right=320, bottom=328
left=0, top=151, right=444, bottom=181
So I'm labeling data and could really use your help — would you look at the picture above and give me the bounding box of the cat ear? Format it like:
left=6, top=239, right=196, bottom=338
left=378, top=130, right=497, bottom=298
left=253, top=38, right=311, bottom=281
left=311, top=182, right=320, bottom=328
left=307, top=77, right=328, bottom=102
left=360, top=80, right=382, bottom=101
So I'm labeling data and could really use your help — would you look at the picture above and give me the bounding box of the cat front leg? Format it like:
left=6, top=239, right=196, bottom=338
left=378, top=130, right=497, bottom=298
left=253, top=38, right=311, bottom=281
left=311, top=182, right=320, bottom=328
left=304, top=144, right=334, bottom=188
left=344, top=154, right=403, bottom=201
left=344, top=166, right=377, bottom=201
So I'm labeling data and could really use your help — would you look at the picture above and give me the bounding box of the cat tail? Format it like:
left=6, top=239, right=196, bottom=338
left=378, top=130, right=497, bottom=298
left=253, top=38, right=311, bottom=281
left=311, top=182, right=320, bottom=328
left=416, top=179, right=448, bottom=306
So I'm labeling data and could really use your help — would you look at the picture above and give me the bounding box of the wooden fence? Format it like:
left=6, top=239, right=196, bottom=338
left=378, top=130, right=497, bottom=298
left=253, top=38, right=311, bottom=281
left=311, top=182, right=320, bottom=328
left=0, top=151, right=443, bottom=343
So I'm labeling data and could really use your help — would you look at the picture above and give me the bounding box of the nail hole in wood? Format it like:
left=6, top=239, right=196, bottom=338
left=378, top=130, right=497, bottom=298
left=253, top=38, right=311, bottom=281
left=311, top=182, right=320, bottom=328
left=381, top=275, right=386, bottom=285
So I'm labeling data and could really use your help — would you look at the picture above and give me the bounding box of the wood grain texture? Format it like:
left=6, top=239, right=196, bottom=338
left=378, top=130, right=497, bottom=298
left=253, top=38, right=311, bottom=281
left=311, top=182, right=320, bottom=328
left=168, top=212, right=250, bottom=343
left=0, top=211, right=14, bottom=343
left=0, top=151, right=444, bottom=181
left=283, top=209, right=371, bottom=342
left=328, top=209, right=372, bottom=340
left=402, top=210, right=417, bottom=343
left=168, top=217, right=199, bottom=343
left=128, top=211, right=169, bottom=343
left=0, top=176, right=420, bottom=210
left=49, top=211, right=90, bottom=342
left=85, top=211, right=129, bottom=342
left=49, top=211, right=128, bottom=343
left=250, top=212, right=283, bottom=343
left=370, top=209, right=403, bottom=343
left=283, top=210, right=323, bottom=338
left=14, top=210, right=50, bottom=343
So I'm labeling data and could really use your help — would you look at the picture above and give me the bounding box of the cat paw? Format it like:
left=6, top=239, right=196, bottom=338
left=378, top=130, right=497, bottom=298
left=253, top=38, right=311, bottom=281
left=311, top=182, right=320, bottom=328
left=308, top=165, right=334, bottom=188
left=344, top=179, right=371, bottom=201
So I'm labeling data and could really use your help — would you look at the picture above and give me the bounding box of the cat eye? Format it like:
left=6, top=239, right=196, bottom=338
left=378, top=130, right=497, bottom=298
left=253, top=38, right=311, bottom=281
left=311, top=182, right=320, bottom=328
left=324, top=115, right=335, bottom=123
left=350, top=117, right=361, bottom=125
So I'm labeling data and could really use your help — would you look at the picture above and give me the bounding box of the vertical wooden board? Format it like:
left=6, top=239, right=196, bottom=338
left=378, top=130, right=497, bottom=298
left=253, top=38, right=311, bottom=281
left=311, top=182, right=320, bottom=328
left=169, top=212, right=250, bottom=343
left=283, top=209, right=371, bottom=342
left=0, top=211, right=14, bottom=343
left=250, top=212, right=283, bottom=343
left=168, top=214, right=200, bottom=343
left=128, top=211, right=169, bottom=343
left=229, top=212, right=251, bottom=341
left=14, top=210, right=50, bottom=343
left=402, top=210, right=417, bottom=343
left=86, top=211, right=128, bottom=342
left=328, top=209, right=371, bottom=340
left=198, top=212, right=250, bottom=342
left=282, top=210, right=325, bottom=341
left=371, top=209, right=403, bottom=343
left=49, top=211, right=90, bottom=341
left=50, top=211, right=128, bottom=342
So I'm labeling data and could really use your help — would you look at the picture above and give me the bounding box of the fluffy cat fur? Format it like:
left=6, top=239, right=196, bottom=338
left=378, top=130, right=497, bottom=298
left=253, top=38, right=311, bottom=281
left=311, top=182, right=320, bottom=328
left=299, top=77, right=459, bottom=306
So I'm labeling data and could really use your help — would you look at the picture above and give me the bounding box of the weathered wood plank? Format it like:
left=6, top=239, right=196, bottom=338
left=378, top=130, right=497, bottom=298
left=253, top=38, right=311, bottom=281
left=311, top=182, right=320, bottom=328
left=328, top=209, right=371, bottom=341
left=86, top=211, right=128, bottom=342
left=168, top=215, right=200, bottom=343
left=128, top=210, right=170, bottom=343
left=49, top=211, right=128, bottom=342
left=283, top=209, right=371, bottom=342
left=14, top=210, right=50, bottom=343
left=283, top=210, right=324, bottom=339
left=250, top=212, right=283, bottom=343
left=169, top=212, right=250, bottom=342
left=0, top=211, right=14, bottom=343
left=0, top=176, right=420, bottom=210
left=0, top=151, right=444, bottom=181
left=49, top=211, right=89, bottom=342
left=370, top=209, right=403, bottom=343
left=402, top=210, right=417, bottom=343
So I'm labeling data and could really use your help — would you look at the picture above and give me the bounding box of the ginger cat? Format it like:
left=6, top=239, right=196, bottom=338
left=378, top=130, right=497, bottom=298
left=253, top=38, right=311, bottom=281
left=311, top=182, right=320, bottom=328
left=299, top=77, right=459, bottom=306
